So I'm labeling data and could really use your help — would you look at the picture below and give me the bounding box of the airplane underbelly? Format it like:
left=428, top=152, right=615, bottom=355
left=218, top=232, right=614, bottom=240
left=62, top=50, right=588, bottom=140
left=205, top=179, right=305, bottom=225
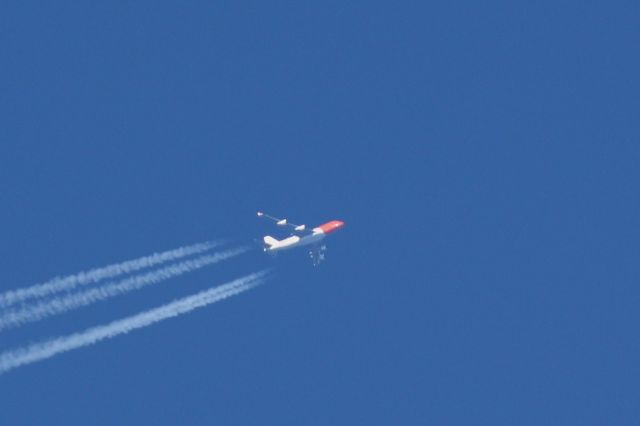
left=270, top=233, right=325, bottom=251
left=298, top=233, right=325, bottom=247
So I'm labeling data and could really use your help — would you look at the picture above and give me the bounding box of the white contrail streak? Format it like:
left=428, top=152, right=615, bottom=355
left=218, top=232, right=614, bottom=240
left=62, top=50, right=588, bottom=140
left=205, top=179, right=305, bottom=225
left=0, top=241, right=222, bottom=309
left=0, top=247, right=249, bottom=331
left=0, top=271, right=267, bottom=375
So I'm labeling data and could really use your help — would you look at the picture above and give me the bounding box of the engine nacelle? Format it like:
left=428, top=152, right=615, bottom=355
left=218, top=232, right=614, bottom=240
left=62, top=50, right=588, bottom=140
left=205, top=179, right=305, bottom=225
left=294, top=225, right=306, bottom=231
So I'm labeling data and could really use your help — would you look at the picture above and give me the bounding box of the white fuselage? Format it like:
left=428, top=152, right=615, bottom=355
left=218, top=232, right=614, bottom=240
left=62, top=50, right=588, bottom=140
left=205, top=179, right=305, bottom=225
left=262, top=219, right=344, bottom=253
left=266, top=229, right=326, bottom=251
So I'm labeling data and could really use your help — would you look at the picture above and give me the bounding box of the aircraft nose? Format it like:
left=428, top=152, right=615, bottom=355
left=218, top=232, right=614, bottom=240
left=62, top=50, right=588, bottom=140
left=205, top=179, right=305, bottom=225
left=318, top=220, right=345, bottom=234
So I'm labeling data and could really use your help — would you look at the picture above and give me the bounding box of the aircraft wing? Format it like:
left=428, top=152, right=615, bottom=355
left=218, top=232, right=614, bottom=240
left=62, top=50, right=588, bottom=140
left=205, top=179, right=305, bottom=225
left=257, top=211, right=307, bottom=232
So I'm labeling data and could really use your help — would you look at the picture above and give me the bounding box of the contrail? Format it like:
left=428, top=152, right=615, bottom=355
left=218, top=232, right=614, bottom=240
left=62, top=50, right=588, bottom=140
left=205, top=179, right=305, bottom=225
left=0, top=241, right=222, bottom=309
left=0, top=247, right=249, bottom=331
left=0, top=271, right=267, bottom=375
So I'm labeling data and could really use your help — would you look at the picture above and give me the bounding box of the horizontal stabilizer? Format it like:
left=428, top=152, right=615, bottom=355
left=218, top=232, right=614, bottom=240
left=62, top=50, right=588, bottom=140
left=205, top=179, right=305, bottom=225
left=263, top=236, right=279, bottom=246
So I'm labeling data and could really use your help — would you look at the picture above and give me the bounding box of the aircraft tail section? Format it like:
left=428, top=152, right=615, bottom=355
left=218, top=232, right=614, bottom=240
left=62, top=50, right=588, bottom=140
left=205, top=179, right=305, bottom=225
left=263, top=236, right=279, bottom=247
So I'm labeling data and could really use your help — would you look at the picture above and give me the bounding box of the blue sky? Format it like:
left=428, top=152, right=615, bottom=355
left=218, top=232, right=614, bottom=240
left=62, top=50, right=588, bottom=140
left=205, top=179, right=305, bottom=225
left=1, top=1, right=639, bottom=424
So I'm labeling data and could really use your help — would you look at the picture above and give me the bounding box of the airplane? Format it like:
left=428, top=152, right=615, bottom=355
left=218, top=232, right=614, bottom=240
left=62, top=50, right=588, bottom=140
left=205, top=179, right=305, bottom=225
left=257, top=211, right=345, bottom=265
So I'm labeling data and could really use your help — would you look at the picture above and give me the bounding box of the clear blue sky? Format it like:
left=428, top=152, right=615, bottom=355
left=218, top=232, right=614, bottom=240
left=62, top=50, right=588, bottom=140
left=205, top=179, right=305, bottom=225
left=1, top=1, right=639, bottom=424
